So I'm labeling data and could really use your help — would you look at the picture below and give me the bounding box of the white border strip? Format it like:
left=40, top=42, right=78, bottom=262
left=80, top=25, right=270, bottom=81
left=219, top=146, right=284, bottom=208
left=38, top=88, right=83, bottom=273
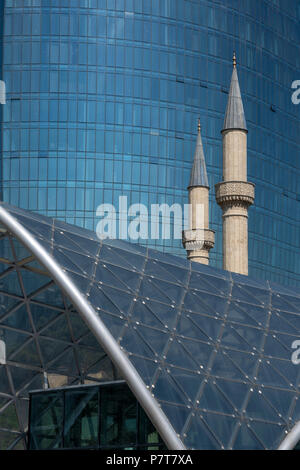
left=0, top=205, right=185, bottom=450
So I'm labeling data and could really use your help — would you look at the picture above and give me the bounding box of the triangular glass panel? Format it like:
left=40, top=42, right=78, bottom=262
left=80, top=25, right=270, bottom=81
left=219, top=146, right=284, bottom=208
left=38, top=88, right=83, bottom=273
left=85, top=354, right=117, bottom=382
left=263, top=334, right=291, bottom=360
left=269, top=311, right=298, bottom=335
left=232, top=423, right=264, bottom=450
left=274, top=331, right=300, bottom=355
left=176, top=314, right=209, bottom=342
left=40, top=314, right=72, bottom=343
left=261, top=387, right=294, bottom=420
left=11, top=238, right=37, bottom=261
left=101, top=263, right=141, bottom=292
left=182, top=291, right=220, bottom=317
left=139, top=277, right=170, bottom=304
left=272, top=292, right=300, bottom=314
left=143, top=300, right=178, bottom=330
left=76, top=330, right=102, bottom=349
left=179, top=338, right=213, bottom=370
left=231, top=283, right=267, bottom=306
left=0, top=403, right=19, bottom=431
left=30, top=282, right=65, bottom=308
left=184, top=414, right=220, bottom=449
left=77, top=346, right=109, bottom=376
left=38, top=337, right=69, bottom=365
left=4, top=329, right=31, bottom=359
left=95, top=263, right=132, bottom=291
left=67, top=311, right=90, bottom=341
left=52, top=248, right=89, bottom=276
left=58, top=248, right=96, bottom=279
left=47, top=347, right=79, bottom=377
left=12, top=215, right=52, bottom=242
left=94, top=284, right=133, bottom=316
left=265, top=358, right=300, bottom=390
left=165, top=339, right=200, bottom=371
left=131, top=300, right=168, bottom=330
left=89, top=285, right=122, bottom=316
left=0, top=304, right=32, bottom=332
left=220, top=324, right=256, bottom=352
left=8, top=366, right=40, bottom=393
left=0, top=366, right=11, bottom=394
left=8, top=437, right=26, bottom=450
left=17, top=373, right=43, bottom=398
left=12, top=339, right=42, bottom=368
left=129, top=355, right=158, bottom=386
left=107, top=245, right=145, bottom=272
left=227, top=301, right=262, bottom=327
left=95, top=310, right=125, bottom=339
left=245, top=388, right=283, bottom=423
left=0, top=262, right=13, bottom=276
left=98, top=244, right=136, bottom=271
left=197, top=380, right=235, bottom=415
left=152, top=368, right=189, bottom=406
left=120, top=325, right=156, bottom=359
left=248, top=420, right=285, bottom=449
left=193, top=291, right=228, bottom=316
left=0, top=431, right=21, bottom=450
left=135, top=324, right=169, bottom=357
left=224, top=349, right=258, bottom=380
left=19, top=269, right=50, bottom=297
left=145, top=259, right=185, bottom=286
left=0, top=237, right=14, bottom=263
left=150, top=278, right=184, bottom=304
left=210, top=349, right=246, bottom=381
left=227, top=323, right=264, bottom=352
left=170, top=366, right=204, bottom=404
left=189, top=312, right=222, bottom=342
left=202, top=411, right=237, bottom=449
left=256, top=360, right=293, bottom=390
left=28, top=302, right=62, bottom=332
left=214, top=378, right=250, bottom=412
left=0, top=270, right=23, bottom=297
left=189, top=271, right=229, bottom=296
left=0, top=297, right=23, bottom=320
left=160, top=402, right=191, bottom=436
left=52, top=229, right=99, bottom=257
left=276, top=310, right=300, bottom=335
left=234, top=302, right=269, bottom=328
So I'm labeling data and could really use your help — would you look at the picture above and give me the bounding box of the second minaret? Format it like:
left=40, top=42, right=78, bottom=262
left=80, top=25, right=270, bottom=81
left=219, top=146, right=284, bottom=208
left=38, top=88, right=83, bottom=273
left=215, top=54, right=255, bottom=275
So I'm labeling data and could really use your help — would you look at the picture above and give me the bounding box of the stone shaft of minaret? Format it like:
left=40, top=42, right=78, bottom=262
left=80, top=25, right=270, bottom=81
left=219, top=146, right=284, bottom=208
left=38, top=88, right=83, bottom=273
left=182, top=120, right=215, bottom=265
left=215, top=53, right=255, bottom=275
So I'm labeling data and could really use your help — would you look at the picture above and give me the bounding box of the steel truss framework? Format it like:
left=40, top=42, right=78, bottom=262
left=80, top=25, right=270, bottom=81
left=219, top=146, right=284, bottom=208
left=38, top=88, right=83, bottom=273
left=0, top=202, right=299, bottom=450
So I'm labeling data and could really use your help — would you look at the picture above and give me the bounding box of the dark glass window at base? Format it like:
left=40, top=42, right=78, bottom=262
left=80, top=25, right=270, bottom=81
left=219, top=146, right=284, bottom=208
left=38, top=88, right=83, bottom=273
left=28, top=381, right=166, bottom=450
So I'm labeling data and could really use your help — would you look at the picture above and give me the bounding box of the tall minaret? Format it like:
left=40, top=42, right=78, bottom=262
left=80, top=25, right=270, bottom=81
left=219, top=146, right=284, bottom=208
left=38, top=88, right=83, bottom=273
left=215, top=53, right=255, bottom=275
left=182, top=120, right=215, bottom=264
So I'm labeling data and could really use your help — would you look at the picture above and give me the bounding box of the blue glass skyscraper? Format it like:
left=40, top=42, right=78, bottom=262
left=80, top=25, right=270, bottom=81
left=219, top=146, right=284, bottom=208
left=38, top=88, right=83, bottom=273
left=1, top=0, right=300, bottom=286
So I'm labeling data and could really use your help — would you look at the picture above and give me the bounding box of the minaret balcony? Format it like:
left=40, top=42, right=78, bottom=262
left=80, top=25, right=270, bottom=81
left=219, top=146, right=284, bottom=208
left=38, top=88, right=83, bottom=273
left=215, top=181, right=255, bottom=208
left=182, top=228, right=215, bottom=252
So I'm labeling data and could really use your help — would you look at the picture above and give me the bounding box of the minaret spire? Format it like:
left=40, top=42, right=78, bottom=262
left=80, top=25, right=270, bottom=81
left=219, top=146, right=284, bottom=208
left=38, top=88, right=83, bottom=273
left=183, top=120, right=215, bottom=265
left=223, top=53, right=247, bottom=133
left=189, top=118, right=209, bottom=189
left=215, top=54, right=255, bottom=275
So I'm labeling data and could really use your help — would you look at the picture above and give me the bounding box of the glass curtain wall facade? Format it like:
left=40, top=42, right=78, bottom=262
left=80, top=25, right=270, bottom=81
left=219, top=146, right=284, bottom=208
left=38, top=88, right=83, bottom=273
left=1, top=0, right=300, bottom=287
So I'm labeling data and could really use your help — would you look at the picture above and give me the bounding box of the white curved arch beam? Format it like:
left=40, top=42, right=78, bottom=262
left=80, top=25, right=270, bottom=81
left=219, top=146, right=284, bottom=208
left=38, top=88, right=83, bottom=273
left=0, top=205, right=185, bottom=450
left=278, top=422, right=300, bottom=450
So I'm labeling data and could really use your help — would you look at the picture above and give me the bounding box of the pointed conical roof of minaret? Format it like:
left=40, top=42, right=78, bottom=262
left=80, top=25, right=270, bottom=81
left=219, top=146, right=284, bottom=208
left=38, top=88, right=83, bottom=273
left=222, top=53, right=247, bottom=133
left=188, top=119, right=209, bottom=189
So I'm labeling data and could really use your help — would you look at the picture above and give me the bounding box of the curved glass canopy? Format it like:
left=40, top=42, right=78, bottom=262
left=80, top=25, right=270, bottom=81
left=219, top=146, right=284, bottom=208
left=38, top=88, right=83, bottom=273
left=0, top=202, right=300, bottom=450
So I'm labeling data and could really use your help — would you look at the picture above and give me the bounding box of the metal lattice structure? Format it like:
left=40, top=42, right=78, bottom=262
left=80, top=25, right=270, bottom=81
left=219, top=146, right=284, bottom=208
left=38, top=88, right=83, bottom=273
left=0, top=202, right=299, bottom=450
